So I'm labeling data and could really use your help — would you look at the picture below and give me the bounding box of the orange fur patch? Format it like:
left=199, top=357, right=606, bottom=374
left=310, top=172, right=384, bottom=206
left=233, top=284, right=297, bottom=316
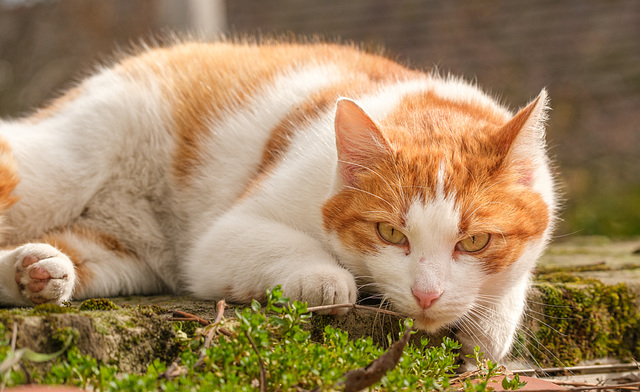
left=40, top=232, right=92, bottom=294
left=68, top=225, right=135, bottom=257
left=0, top=136, right=20, bottom=214
left=38, top=226, right=134, bottom=293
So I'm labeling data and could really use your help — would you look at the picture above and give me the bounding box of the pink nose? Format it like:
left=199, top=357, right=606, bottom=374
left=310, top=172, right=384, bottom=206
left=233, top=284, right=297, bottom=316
left=412, top=288, right=442, bottom=309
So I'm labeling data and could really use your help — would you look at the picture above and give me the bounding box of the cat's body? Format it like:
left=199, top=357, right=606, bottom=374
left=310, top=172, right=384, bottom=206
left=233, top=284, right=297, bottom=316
left=0, top=41, right=555, bottom=361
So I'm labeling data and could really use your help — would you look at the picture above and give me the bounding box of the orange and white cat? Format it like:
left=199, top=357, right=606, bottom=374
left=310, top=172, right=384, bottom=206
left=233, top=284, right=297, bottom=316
left=0, top=40, right=555, bottom=361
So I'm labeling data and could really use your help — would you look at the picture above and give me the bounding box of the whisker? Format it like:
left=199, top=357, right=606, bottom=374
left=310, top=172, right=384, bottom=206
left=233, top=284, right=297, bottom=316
left=524, top=299, right=573, bottom=309
left=463, top=306, right=571, bottom=372
left=471, top=302, right=567, bottom=336
left=523, top=307, right=574, bottom=322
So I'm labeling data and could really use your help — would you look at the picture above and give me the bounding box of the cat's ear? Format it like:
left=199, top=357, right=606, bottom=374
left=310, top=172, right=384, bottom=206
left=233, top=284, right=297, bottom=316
left=498, top=89, right=549, bottom=186
left=334, top=98, right=391, bottom=186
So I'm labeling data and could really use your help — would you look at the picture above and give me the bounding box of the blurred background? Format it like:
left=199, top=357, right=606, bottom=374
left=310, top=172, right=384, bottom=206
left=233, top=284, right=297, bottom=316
left=0, top=0, right=638, bottom=238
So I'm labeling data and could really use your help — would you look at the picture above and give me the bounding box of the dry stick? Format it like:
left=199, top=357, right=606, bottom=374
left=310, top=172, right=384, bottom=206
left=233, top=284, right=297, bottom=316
left=337, top=326, right=414, bottom=392
left=212, top=299, right=226, bottom=325
left=245, top=330, right=267, bottom=392
left=195, top=300, right=228, bottom=369
left=545, top=378, right=638, bottom=391
left=10, top=323, right=17, bottom=352
left=158, top=361, right=188, bottom=381
left=449, top=369, right=483, bottom=386
left=549, top=380, right=602, bottom=387
left=170, top=311, right=210, bottom=326
left=0, top=324, right=20, bottom=391
left=203, top=300, right=228, bottom=348
left=305, top=303, right=405, bottom=318
left=162, top=300, right=228, bottom=380
left=502, top=381, right=640, bottom=392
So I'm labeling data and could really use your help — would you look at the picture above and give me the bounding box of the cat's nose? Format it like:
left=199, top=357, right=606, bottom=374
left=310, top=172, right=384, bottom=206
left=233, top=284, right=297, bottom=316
left=412, top=288, right=442, bottom=309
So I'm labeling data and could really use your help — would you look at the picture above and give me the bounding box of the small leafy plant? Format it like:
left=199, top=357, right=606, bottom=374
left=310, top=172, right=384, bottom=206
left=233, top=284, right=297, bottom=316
left=0, top=288, right=523, bottom=391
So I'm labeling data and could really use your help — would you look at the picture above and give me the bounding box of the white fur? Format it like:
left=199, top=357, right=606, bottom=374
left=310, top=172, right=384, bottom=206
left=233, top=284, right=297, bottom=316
left=0, top=44, right=555, bottom=362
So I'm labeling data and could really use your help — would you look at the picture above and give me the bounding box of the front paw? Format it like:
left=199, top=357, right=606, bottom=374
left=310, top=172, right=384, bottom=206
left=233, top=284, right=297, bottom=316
left=281, top=265, right=357, bottom=314
left=14, top=244, right=76, bottom=305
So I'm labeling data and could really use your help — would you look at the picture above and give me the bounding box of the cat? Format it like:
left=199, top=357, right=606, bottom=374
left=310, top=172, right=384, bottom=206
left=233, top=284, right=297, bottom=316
left=0, top=39, right=556, bottom=362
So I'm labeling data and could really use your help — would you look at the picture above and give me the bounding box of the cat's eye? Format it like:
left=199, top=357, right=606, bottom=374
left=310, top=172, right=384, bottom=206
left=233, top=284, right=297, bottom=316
left=377, top=222, right=407, bottom=245
left=457, top=233, right=491, bottom=253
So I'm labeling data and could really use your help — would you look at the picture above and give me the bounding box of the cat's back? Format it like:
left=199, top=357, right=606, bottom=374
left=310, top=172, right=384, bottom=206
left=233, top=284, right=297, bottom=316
left=117, top=41, right=423, bottom=225
left=118, top=41, right=419, bottom=179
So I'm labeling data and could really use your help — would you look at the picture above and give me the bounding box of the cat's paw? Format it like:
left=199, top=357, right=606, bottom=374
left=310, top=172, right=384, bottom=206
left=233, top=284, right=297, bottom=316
left=281, top=265, right=357, bottom=315
left=13, top=244, right=76, bottom=305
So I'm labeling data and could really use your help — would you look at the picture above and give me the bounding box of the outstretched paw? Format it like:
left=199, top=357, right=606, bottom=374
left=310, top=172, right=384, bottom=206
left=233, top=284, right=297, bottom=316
left=14, top=244, right=76, bottom=305
left=282, top=265, right=357, bottom=315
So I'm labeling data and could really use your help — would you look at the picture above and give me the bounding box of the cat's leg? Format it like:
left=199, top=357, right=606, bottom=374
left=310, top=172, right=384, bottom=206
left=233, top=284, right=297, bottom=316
left=0, top=226, right=168, bottom=307
left=185, top=213, right=357, bottom=311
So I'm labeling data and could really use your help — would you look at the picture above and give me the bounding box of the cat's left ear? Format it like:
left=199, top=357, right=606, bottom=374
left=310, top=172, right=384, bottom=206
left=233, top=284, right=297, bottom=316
left=334, top=98, right=392, bottom=186
left=498, top=89, right=549, bottom=186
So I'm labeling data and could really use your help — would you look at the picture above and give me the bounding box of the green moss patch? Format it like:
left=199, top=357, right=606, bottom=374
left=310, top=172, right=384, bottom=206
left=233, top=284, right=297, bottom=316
left=79, top=298, right=120, bottom=311
left=526, top=275, right=640, bottom=366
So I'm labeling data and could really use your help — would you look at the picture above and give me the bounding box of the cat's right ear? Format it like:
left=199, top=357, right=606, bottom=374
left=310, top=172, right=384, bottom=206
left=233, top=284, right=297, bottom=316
left=334, top=98, right=392, bottom=187
left=497, top=89, right=549, bottom=186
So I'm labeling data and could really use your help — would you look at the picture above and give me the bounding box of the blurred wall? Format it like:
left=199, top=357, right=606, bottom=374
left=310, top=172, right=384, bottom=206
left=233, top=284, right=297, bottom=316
left=1, top=0, right=639, bottom=236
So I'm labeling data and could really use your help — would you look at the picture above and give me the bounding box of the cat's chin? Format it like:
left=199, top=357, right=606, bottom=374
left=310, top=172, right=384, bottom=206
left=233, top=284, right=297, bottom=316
left=412, top=315, right=451, bottom=332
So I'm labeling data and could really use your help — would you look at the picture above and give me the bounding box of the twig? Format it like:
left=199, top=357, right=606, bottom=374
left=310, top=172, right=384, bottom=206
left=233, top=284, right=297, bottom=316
left=170, top=311, right=210, bottom=326
left=212, top=299, right=226, bottom=325
left=549, top=380, right=600, bottom=387
left=337, top=326, right=413, bottom=392
left=195, top=300, right=228, bottom=369
left=10, top=323, right=17, bottom=352
left=0, top=324, right=19, bottom=391
left=245, top=330, right=267, bottom=392
left=449, top=369, right=483, bottom=385
left=507, top=381, right=640, bottom=392
left=203, top=300, right=227, bottom=349
left=162, top=301, right=229, bottom=380
left=158, top=361, right=187, bottom=380
left=305, top=303, right=405, bottom=318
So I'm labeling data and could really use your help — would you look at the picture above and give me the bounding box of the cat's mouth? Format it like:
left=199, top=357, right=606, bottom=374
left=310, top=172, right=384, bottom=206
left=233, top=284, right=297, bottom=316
left=412, top=314, right=451, bottom=332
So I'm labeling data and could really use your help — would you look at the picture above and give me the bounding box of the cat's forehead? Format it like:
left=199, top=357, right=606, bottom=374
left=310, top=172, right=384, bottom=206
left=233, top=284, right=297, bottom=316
left=379, top=88, right=511, bottom=139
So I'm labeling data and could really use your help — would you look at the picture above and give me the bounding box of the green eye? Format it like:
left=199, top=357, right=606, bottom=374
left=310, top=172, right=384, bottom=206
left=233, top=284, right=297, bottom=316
left=457, top=233, right=491, bottom=253
left=377, top=222, right=407, bottom=245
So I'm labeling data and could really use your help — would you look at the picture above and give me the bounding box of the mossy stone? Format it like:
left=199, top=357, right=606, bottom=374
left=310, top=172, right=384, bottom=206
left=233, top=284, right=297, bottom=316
left=79, top=298, right=120, bottom=311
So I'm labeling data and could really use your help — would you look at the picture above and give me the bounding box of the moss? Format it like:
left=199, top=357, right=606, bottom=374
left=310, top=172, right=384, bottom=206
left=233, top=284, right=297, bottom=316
left=79, top=298, right=120, bottom=311
left=305, top=314, right=335, bottom=343
left=136, top=304, right=167, bottom=317
left=175, top=320, right=200, bottom=337
left=31, top=303, right=77, bottom=315
left=526, top=277, right=640, bottom=366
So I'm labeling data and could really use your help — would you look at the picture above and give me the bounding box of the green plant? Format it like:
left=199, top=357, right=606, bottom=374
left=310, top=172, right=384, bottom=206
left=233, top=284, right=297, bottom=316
left=1, top=288, right=522, bottom=391
left=502, top=374, right=527, bottom=390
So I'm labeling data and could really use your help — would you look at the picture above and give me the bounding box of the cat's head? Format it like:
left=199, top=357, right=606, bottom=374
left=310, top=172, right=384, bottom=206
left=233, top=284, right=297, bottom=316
left=322, top=86, right=555, bottom=332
